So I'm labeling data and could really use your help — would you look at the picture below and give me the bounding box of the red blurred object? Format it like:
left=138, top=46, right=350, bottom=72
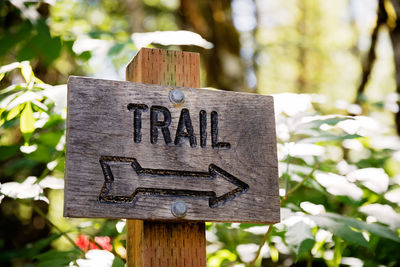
left=75, top=234, right=112, bottom=252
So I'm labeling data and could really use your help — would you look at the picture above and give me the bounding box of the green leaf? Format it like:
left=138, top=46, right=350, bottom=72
left=31, top=99, right=48, bottom=112
left=25, top=144, right=55, bottom=163
left=269, top=245, right=279, bottom=262
left=0, top=84, right=25, bottom=95
left=6, top=105, right=21, bottom=120
left=35, top=249, right=81, bottom=267
left=24, top=233, right=62, bottom=258
left=0, top=21, right=32, bottom=58
left=0, top=72, right=5, bottom=81
left=20, top=102, right=35, bottom=134
left=285, top=221, right=315, bottom=257
left=0, top=145, right=20, bottom=161
left=208, top=249, right=237, bottom=267
left=304, top=116, right=353, bottom=129
left=322, top=213, right=400, bottom=243
left=108, top=43, right=125, bottom=55
left=111, top=256, right=125, bottom=267
left=310, top=215, right=370, bottom=248
left=300, top=134, right=361, bottom=143
left=0, top=233, right=61, bottom=261
left=78, top=51, right=92, bottom=61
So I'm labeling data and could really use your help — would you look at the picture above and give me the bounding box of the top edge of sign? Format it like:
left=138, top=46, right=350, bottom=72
left=67, top=75, right=274, bottom=99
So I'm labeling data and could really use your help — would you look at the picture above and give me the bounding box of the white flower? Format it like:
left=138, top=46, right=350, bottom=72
left=346, top=168, right=389, bottom=194
left=39, top=176, right=64, bottom=190
left=70, top=250, right=115, bottom=267
left=385, top=188, right=400, bottom=205
left=300, top=201, right=326, bottom=215
left=359, top=204, right=400, bottom=229
left=314, top=172, right=363, bottom=200
left=0, top=176, right=43, bottom=199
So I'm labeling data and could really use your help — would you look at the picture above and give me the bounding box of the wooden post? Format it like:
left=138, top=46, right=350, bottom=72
left=125, top=48, right=206, bottom=267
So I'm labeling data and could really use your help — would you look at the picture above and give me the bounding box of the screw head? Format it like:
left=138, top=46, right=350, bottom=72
left=169, top=89, right=185, bottom=104
left=171, top=200, right=187, bottom=218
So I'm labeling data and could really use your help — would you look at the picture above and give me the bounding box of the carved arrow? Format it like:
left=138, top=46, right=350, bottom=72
left=98, top=156, right=249, bottom=208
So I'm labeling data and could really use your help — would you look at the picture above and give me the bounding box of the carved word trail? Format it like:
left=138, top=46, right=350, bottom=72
left=127, top=104, right=231, bottom=149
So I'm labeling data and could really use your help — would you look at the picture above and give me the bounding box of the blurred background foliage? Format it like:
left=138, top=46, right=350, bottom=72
left=1, top=0, right=400, bottom=266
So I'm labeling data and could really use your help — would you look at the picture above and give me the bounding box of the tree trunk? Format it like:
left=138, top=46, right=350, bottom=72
left=179, top=0, right=247, bottom=92
left=354, top=0, right=387, bottom=107
left=389, top=0, right=400, bottom=135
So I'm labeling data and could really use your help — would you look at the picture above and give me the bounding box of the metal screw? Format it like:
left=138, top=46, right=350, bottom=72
left=171, top=200, right=187, bottom=218
left=169, top=89, right=185, bottom=104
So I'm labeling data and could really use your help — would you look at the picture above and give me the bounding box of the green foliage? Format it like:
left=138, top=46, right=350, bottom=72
left=34, top=250, right=82, bottom=267
left=0, top=233, right=62, bottom=262
left=310, top=215, right=370, bottom=248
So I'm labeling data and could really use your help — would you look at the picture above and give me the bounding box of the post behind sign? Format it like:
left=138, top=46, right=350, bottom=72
left=125, top=48, right=206, bottom=267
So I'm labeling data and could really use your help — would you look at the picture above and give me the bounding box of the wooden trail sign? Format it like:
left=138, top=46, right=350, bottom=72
left=64, top=76, right=280, bottom=222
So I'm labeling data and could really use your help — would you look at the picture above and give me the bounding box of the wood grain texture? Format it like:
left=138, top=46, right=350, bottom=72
left=64, top=76, right=280, bottom=222
left=126, top=220, right=206, bottom=267
left=125, top=48, right=205, bottom=267
left=125, top=48, right=200, bottom=88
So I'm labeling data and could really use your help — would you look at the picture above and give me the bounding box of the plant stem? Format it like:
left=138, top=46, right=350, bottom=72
left=31, top=203, right=85, bottom=255
left=250, top=223, right=274, bottom=267
left=282, top=164, right=318, bottom=204
left=284, top=155, right=291, bottom=197
left=250, top=163, right=319, bottom=266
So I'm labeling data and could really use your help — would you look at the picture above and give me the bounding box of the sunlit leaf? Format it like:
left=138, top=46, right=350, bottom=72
left=208, top=249, right=237, bottom=267
left=1, top=91, right=23, bottom=109
left=7, top=91, right=42, bottom=110
left=6, top=105, right=21, bottom=120
left=0, top=84, right=25, bottom=95
left=32, top=99, right=48, bottom=112
left=34, top=76, right=44, bottom=84
left=0, top=62, right=20, bottom=74
left=20, top=102, right=35, bottom=134
left=20, top=61, right=33, bottom=83
left=269, top=245, right=279, bottom=262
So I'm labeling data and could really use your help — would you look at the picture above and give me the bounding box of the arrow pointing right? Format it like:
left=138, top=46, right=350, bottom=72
left=98, top=156, right=249, bottom=208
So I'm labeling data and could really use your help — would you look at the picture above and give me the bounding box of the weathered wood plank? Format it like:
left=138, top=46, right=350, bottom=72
left=64, top=76, right=280, bottom=223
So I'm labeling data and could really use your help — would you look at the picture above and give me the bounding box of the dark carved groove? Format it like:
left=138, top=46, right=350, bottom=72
left=98, top=156, right=249, bottom=208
